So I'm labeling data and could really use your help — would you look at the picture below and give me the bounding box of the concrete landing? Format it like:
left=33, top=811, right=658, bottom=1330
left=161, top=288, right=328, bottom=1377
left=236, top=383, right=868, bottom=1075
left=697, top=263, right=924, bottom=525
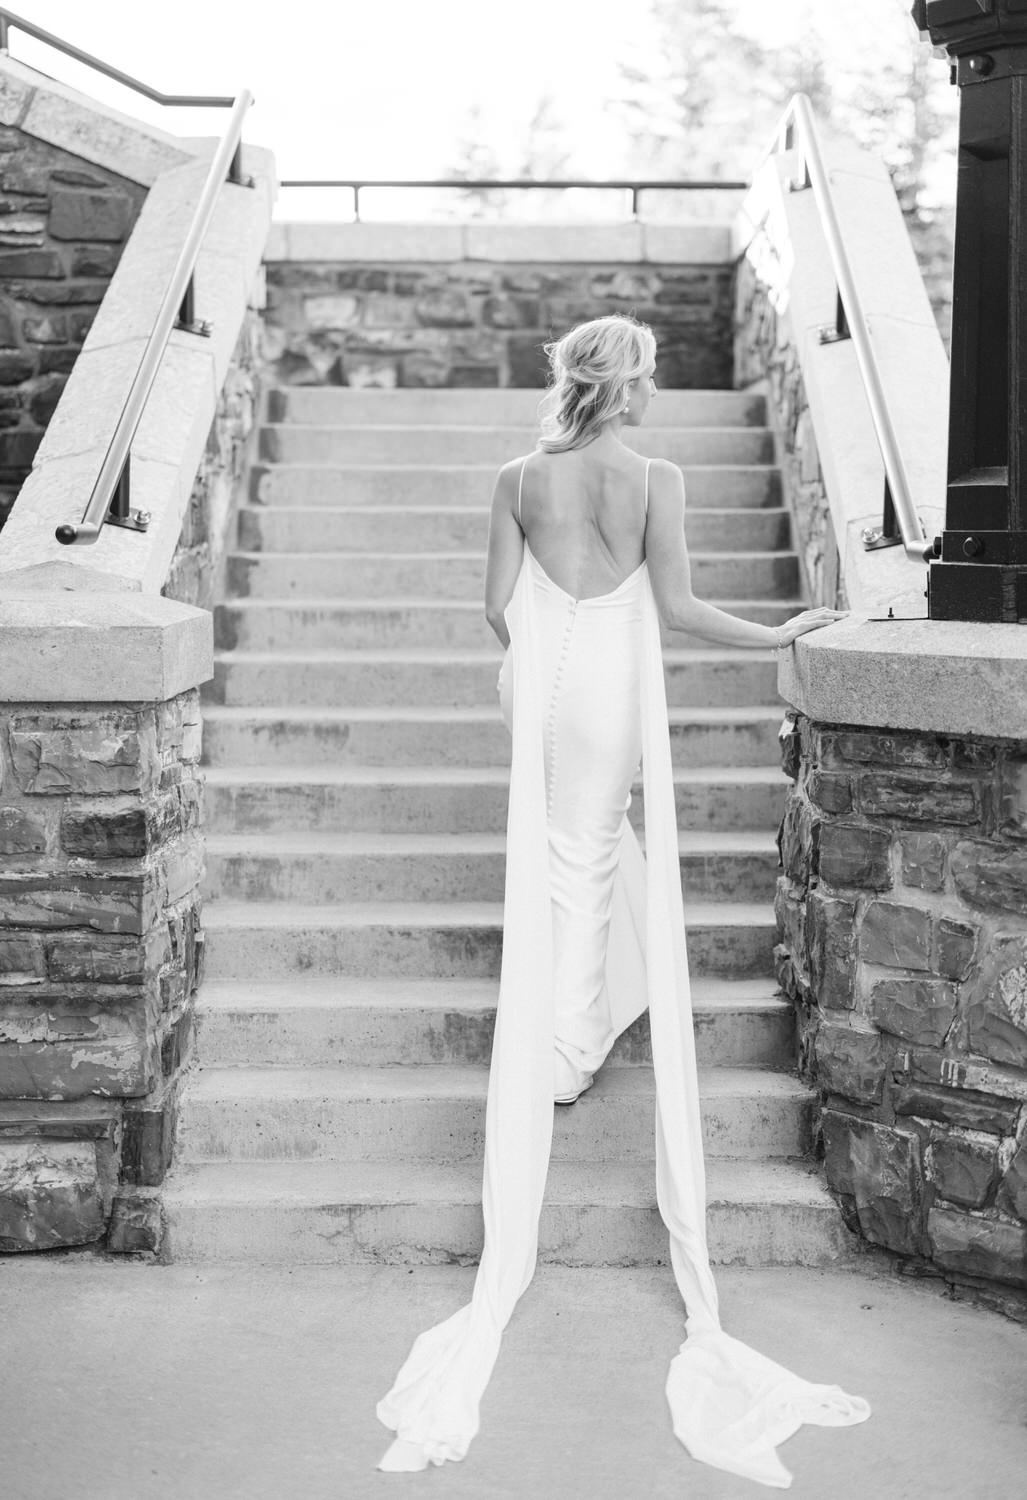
left=1, top=1259, right=1024, bottom=1500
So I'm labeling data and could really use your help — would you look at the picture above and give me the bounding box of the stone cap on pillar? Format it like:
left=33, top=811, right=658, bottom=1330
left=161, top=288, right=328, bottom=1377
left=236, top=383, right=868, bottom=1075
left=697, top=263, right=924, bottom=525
left=779, top=616, right=1027, bottom=740
left=0, top=592, right=212, bottom=702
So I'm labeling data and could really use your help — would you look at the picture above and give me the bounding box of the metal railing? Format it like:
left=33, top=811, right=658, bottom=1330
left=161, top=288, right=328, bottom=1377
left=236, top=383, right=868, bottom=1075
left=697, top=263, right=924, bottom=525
left=764, top=94, right=934, bottom=563
left=0, top=6, right=234, bottom=106
left=279, top=177, right=748, bottom=223
left=0, top=7, right=255, bottom=544
left=56, top=90, right=254, bottom=544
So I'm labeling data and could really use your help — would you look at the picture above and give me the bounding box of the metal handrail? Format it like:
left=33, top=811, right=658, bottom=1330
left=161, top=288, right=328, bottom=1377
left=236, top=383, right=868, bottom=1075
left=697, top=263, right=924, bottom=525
left=764, top=94, right=933, bottom=563
left=0, top=6, right=234, bottom=106
left=279, top=176, right=748, bottom=223
left=55, top=89, right=254, bottom=545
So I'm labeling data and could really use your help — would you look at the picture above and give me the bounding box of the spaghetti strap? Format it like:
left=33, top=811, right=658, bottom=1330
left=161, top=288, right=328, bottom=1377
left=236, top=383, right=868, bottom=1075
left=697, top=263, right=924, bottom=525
left=517, top=457, right=528, bottom=526
left=644, top=458, right=652, bottom=519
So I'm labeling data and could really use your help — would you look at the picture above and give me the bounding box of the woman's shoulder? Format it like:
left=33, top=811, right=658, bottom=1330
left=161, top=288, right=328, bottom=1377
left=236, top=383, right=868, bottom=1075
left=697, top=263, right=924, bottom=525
left=645, top=456, right=685, bottom=494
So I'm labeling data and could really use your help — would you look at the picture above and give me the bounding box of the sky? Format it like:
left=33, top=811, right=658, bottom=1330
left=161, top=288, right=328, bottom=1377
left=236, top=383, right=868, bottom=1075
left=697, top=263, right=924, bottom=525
left=17, top=1, right=944, bottom=218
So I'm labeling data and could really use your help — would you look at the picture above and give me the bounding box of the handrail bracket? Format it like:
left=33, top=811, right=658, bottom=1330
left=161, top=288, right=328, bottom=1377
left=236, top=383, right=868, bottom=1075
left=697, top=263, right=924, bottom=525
left=175, top=276, right=213, bottom=339
left=105, top=457, right=151, bottom=535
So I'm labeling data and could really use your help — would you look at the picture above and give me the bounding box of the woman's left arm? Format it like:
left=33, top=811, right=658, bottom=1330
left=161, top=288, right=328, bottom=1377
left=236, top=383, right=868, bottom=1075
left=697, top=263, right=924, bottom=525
left=484, top=460, right=524, bottom=650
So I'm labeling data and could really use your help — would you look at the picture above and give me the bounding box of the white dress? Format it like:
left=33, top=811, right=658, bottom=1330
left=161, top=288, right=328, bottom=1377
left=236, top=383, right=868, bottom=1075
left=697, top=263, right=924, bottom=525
left=376, top=459, right=870, bottom=1487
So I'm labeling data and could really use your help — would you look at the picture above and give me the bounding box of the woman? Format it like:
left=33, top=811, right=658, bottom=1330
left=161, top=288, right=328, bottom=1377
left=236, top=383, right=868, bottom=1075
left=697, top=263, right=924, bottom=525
left=377, top=316, right=869, bottom=1486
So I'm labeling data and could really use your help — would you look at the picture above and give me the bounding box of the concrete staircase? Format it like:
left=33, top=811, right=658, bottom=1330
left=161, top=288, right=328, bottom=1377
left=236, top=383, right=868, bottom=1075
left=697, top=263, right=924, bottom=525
left=162, top=387, right=853, bottom=1266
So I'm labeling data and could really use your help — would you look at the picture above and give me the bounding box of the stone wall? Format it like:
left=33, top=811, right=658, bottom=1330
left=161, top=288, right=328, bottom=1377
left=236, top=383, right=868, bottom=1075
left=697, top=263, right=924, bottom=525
left=262, top=260, right=734, bottom=390
left=0, top=126, right=146, bottom=529
left=734, top=254, right=846, bottom=611
left=163, top=306, right=263, bottom=613
left=776, top=716, right=1027, bottom=1317
left=0, top=691, right=203, bottom=1253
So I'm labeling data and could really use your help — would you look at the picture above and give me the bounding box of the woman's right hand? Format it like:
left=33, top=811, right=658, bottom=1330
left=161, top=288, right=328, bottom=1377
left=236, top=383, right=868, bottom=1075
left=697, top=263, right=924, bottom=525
left=775, top=607, right=848, bottom=648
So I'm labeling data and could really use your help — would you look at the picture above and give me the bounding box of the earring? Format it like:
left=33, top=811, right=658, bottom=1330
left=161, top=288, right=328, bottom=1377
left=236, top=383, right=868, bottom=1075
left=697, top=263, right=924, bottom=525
left=622, top=400, right=630, bottom=414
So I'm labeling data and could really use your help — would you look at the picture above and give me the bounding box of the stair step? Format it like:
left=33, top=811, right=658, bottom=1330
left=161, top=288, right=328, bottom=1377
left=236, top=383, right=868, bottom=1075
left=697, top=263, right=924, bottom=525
left=202, top=764, right=789, bottom=834
left=203, top=829, right=780, bottom=904
left=195, top=976, right=794, bottom=1070
left=259, top=425, right=776, bottom=467
left=175, top=1063, right=811, bottom=1163
left=235, top=505, right=792, bottom=555
left=208, top=647, right=784, bottom=709
left=200, top=899, right=776, bottom=980
left=266, top=386, right=768, bottom=428
left=251, top=463, right=783, bottom=510
left=161, top=1155, right=853, bottom=1266
left=215, top=596, right=799, bottom=652
left=225, top=549, right=800, bottom=601
left=199, top=704, right=788, bottom=769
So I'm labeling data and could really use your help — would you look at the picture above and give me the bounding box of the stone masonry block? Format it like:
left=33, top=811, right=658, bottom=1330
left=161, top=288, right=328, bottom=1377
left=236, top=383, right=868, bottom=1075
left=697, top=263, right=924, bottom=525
left=48, top=188, right=133, bottom=241
left=900, top=831, right=947, bottom=892
left=0, top=805, right=48, bottom=854
left=926, top=1131, right=999, bottom=1210
left=121, top=1079, right=179, bottom=1187
left=0, top=248, right=62, bottom=277
left=1001, top=1137, right=1027, bottom=1221
left=779, top=795, right=813, bottom=886
left=999, top=754, right=1027, bottom=840
left=414, top=290, right=474, bottom=328
left=774, top=880, right=806, bottom=966
left=0, top=1139, right=105, bottom=1251
left=817, top=821, right=892, bottom=890
left=814, top=1022, right=886, bottom=1104
left=106, top=1186, right=162, bottom=1254
left=927, top=1207, right=1027, bottom=1288
left=822, top=1111, right=921, bottom=1255
left=9, top=714, right=149, bottom=795
left=965, top=934, right=1027, bottom=1066
left=46, top=934, right=145, bottom=984
left=0, top=874, right=147, bottom=934
left=869, top=977, right=957, bottom=1047
left=0, top=934, right=46, bottom=984
left=935, top=917, right=977, bottom=981
left=0, top=350, right=34, bottom=384
left=805, top=889, right=856, bottom=1007
left=893, top=1083, right=1019, bottom=1135
left=807, top=769, right=853, bottom=815
left=0, top=999, right=153, bottom=1100
left=820, top=730, right=948, bottom=770
left=60, top=803, right=147, bottom=858
left=70, top=244, right=118, bottom=277
left=859, top=899, right=932, bottom=971
left=778, top=716, right=801, bottom=781
left=951, top=841, right=1027, bottom=916
left=858, top=774, right=979, bottom=826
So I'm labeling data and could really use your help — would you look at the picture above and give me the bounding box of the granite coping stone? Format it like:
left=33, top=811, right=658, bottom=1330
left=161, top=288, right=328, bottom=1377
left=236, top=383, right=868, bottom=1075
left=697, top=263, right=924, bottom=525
left=0, top=593, right=212, bottom=701
left=264, top=220, right=734, bottom=264
left=780, top=616, right=1027, bottom=740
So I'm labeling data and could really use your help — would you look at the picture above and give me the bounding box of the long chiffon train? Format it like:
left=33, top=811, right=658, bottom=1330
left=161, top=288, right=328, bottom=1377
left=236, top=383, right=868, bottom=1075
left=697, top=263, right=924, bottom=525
left=376, top=543, right=870, bottom=1487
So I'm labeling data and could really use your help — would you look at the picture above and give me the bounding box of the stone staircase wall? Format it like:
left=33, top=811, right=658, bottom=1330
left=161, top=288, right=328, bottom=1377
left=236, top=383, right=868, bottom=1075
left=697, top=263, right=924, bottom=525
left=262, top=223, right=734, bottom=391
left=0, top=57, right=197, bottom=531
left=0, top=59, right=274, bottom=1255
left=736, top=139, right=1027, bottom=1317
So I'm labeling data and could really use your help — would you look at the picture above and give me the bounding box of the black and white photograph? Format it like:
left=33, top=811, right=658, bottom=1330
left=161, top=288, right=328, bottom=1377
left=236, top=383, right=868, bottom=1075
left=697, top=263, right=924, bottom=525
left=0, top=3, right=1025, bottom=1497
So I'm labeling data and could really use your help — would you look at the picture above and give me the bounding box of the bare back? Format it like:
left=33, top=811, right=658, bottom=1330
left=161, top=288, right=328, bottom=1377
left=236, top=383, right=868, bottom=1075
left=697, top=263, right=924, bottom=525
left=517, top=444, right=651, bottom=601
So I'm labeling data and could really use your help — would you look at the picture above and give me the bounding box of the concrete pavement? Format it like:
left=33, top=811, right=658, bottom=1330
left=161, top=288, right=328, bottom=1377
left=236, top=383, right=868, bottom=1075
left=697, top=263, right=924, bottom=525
left=1, top=1256, right=1025, bottom=1500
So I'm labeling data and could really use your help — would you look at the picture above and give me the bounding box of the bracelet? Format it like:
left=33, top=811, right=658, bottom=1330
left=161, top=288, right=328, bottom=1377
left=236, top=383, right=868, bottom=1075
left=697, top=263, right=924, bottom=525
left=774, top=625, right=786, bottom=649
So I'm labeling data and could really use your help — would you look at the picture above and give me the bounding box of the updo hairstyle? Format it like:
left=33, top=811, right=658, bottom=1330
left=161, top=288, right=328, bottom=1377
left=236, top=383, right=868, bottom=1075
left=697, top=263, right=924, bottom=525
left=537, top=314, right=656, bottom=453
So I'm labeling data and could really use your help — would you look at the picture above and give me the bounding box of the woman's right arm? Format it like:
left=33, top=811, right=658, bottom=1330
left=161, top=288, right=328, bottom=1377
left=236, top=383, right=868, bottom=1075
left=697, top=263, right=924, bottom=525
left=644, top=460, right=844, bottom=648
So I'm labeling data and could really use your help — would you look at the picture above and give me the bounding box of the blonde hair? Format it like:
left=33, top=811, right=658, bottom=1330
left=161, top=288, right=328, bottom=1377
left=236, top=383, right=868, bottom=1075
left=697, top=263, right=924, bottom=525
left=537, top=314, right=656, bottom=453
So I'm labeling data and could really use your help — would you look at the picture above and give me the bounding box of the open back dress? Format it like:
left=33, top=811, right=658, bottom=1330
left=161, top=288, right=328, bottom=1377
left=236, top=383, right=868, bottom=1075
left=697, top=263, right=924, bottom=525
left=376, top=456, right=869, bottom=1488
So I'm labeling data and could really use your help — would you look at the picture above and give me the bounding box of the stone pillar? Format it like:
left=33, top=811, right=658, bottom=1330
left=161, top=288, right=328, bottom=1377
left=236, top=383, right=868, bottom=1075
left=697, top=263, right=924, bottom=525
left=0, top=596, right=211, bottom=1252
left=776, top=622, right=1027, bottom=1315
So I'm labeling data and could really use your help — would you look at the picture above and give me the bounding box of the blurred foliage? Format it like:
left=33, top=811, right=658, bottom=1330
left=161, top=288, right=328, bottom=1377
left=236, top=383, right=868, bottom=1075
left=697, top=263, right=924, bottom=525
left=616, top=0, right=957, bottom=216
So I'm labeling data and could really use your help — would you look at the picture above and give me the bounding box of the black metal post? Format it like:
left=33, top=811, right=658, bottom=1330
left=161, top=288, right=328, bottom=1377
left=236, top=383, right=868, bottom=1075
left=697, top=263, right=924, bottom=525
left=913, top=1, right=1027, bottom=622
